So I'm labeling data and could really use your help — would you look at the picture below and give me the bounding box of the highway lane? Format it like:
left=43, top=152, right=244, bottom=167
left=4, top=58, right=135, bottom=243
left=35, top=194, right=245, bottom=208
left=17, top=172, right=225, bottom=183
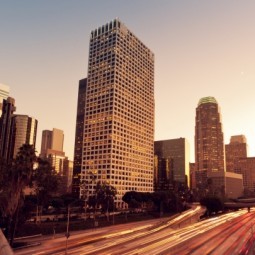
left=88, top=210, right=248, bottom=255
left=14, top=216, right=177, bottom=255
left=15, top=206, right=252, bottom=255
left=160, top=210, right=255, bottom=255
left=14, top=206, right=203, bottom=255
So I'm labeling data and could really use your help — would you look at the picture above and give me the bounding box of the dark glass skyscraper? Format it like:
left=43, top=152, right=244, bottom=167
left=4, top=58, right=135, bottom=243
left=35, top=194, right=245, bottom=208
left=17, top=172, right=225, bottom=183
left=72, top=78, right=87, bottom=197
left=0, top=97, right=16, bottom=162
left=0, top=97, right=37, bottom=163
left=154, top=138, right=190, bottom=190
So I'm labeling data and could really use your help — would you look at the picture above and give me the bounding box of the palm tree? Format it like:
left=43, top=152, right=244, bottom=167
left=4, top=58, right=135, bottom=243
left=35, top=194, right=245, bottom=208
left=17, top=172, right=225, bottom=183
left=2, top=144, right=36, bottom=245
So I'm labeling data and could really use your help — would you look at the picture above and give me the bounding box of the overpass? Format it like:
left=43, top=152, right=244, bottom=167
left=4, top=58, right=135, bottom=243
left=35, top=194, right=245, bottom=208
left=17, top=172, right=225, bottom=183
left=224, top=198, right=255, bottom=211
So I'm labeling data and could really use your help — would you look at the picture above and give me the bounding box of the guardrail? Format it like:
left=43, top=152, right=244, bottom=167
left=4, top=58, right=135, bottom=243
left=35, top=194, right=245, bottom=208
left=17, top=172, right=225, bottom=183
left=0, top=229, right=14, bottom=255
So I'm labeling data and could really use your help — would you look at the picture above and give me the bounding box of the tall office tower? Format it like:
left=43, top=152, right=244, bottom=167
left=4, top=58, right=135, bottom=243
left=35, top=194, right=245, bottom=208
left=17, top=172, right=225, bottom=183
left=40, top=128, right=64, bottom=158
left=51, top=128, right=64, bottom=152
left=40, top=128, right=65, bottom=174
left=195, top=97, right=225, bottom=188
left=81, top=19, right=154, bottom=208
left=40, top=130, right=52, bottom=158
left=154, top=138, right=190, bottom=190
left=10, top=115, right=38, bottom=158
left=154, top=155, right=172, bottom=191
left=0, top=84, right=10, bottom=116
left=0, top=97, right=16, bottom=162
left=234, top=157, right=255, bottom=193
left=225, top=135, right=247, bottom=172
left=72, top=78, right=87, bottom=197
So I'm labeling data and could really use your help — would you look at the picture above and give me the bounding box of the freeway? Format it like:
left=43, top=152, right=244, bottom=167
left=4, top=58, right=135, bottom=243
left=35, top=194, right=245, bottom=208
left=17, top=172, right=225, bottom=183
left=14, top=206, right=254, bottom=255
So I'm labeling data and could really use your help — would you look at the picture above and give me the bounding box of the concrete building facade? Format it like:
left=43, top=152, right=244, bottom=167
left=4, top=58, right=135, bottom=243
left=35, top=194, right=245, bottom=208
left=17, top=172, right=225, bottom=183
left=225, top=135, right=248, bottom=172
left=81, top=19, right=154, bottom=208
left=194, top=97, right=225, bottom=191
left=234, top=157, right=255, bottom=193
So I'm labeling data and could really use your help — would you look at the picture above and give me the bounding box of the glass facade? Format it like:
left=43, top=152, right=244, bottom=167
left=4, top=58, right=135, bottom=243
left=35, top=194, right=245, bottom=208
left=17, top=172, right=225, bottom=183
left=72, top=78, right=87, bottom=197
left=154, top=138, right=190, bottom=190
left=11, top=114, right=37, bottom=159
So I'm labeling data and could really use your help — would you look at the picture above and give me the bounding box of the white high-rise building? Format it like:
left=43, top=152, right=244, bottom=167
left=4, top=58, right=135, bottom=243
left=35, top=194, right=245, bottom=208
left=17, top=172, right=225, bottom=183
left=81, top=19, right=155, bottom=208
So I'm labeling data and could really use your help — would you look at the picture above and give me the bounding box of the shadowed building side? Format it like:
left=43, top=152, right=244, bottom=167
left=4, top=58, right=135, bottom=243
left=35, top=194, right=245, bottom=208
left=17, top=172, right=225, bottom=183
left=72, top=78, right=87, bottom=197
left=154, top=138, right=190, bottom=191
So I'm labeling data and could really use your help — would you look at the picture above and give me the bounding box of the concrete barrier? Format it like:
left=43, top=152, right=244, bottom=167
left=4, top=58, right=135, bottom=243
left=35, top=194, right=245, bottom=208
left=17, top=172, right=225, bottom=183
left=0, top=229, right=14, bottom=255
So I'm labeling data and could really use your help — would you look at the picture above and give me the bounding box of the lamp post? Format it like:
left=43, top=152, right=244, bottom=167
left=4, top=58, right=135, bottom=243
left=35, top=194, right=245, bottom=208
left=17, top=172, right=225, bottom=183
left=112, top=197, right=116, bottom=225
left=65, top=200, right=77, bottom=255
left=65, top=204, right=70, bottom=255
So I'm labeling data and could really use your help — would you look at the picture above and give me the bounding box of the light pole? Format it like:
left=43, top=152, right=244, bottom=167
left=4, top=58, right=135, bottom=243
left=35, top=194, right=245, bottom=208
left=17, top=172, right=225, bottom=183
left=112, top=197, right=116, bottom=225
left=65, top=200, right=77, bottom=255
left=65, top=204, right=70, bottom=255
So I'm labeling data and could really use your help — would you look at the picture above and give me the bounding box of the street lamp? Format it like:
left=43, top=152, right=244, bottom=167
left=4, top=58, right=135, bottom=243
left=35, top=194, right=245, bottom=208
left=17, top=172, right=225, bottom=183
left=65, top=204, right=70, bottom=255
left=65, top=200, right=77, bottom=255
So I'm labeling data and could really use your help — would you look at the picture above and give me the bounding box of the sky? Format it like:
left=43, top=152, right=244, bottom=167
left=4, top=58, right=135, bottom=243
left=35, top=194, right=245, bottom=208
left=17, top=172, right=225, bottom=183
left=1, top=0, right=255, bottom=162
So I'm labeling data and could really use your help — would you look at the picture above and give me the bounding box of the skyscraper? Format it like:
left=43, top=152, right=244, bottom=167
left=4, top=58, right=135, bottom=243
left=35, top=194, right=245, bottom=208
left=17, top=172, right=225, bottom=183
left=0, top=97, right=38, bottom=163
left=0, top=84, right=9, bottom=116
left=225, top=135, right=247, bottom=172
left=194, top=97, right=225, bottom=189
left=0, top=97, right=16, bottom=162
left=40, top=128, right=65, bottom=173
left=40, top=128, right=64, bottom=158
left=234, top=157, right=255, bottom=193
left=72, top=78, right=87, bottom=197
left=10, top=115, right=38, bottom=159
left=81, top=19, right=154, bottom=208
left=154, top=138, right=190, bottom=190
left=40, top=130, right=52, bottom=158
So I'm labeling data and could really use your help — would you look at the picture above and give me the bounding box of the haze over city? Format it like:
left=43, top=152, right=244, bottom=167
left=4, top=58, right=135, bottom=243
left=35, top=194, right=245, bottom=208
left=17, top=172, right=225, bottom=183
left=1, top=0, right=255, bottom=161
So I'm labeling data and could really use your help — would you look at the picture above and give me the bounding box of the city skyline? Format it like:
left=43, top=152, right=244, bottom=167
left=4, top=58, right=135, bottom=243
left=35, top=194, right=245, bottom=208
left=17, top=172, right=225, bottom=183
left=1, top=1, right=255, bottom=162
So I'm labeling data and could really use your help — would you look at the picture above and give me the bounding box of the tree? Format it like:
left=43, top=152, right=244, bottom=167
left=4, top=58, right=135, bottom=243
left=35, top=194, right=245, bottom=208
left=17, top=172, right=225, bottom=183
left=87, top=182, right=117, bottom=221
left=122, top=191, right=153, bottom=211
left=31, top=158, right=59, bottom=223
left=0, top=144, right=36, bottom=245
left=200, top=196, right=224, bottom=216
left=33, top=158, right=59, bottom=208
left=122, top=191, right=142, bottom=209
